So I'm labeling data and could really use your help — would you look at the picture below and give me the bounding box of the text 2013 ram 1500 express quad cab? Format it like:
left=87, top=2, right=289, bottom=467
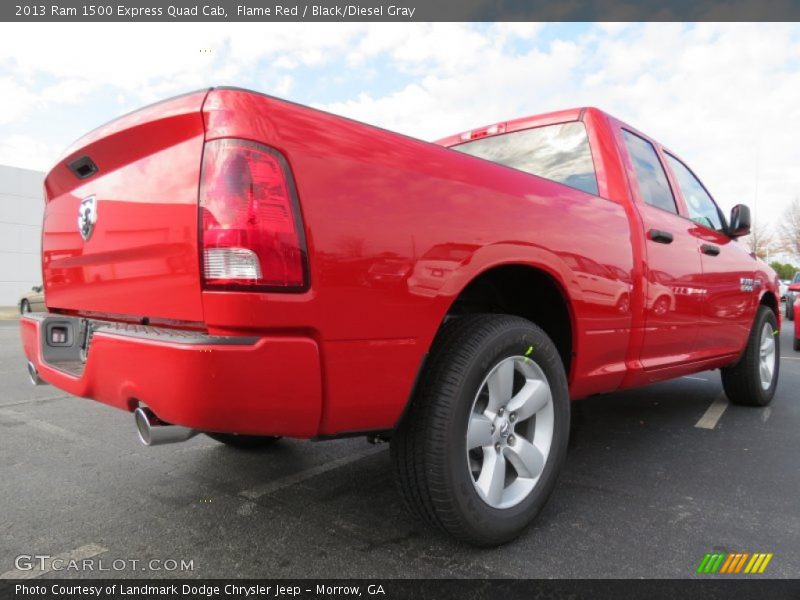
left=21, top=87, right=781, bottom=546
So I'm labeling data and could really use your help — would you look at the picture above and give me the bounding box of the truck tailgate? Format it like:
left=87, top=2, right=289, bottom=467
left=42, top=90, right=210, bottom=322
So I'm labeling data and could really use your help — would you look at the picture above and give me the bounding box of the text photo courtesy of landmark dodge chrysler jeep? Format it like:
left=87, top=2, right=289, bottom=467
left=21, top=88, right=780, bottom=546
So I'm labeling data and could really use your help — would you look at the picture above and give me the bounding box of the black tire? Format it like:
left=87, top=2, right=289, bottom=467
left=721, top=306, right=779, bottom=407
left=205, top=433, right=281, bottom=449
left=653, top=296, right=670, bottom=316
left=794, top=337, right=800, bottom=352
left=616, top=293, right=631, bottom=314
left=786, top=300, right=794, bottom=321
left=391, top=314, right=570, bottom=547
left=20, top=300, right=30, bottom=314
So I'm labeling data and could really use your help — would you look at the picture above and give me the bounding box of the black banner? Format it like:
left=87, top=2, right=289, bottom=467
left=2, top=579, right=800, bottom=600
left=4, top=0, right=800, bottom=22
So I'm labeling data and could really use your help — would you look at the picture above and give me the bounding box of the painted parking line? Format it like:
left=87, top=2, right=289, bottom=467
left=683, top=376, right=711, bottom=382
left=781, top=356, right=800, bottom=361
left=0, top=408, right=88, bottom=444
left=0, top=394, right=71, bottom=408
left=0, top=543, right=108, bottom=579
left=0, top=367, right=31, bottom=375
left=240, top=446, right=387, bottom=500
left=695, top=394, right=729, bottom=430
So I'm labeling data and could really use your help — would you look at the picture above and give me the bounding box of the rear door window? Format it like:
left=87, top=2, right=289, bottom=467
left=664, top=154, right=725, bottom=231
left=452, top=121, right=599, bottom=195
left=621, top=130, right=678, bottom=214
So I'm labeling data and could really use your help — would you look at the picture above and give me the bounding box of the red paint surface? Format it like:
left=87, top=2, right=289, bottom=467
left=23, top=89, right=780, bottom=437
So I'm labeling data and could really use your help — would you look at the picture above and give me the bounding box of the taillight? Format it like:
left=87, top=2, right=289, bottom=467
left=199, top=139, right=307, bottom=291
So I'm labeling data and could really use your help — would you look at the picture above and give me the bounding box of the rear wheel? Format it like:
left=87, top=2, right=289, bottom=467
left=205, top=433, right=281, bottom=449
left=787, top=300, right=795, bottom=321
left=721, top=306, right=779, bottom=407
left=391, top=314, right=570, bottom=546
left=794, top=337, right=800, bottom=352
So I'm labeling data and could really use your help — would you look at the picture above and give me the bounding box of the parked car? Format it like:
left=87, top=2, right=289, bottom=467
left=779, top=280, right=789, bottom=301
left=20, top=89, right=781, bottom=546
left=18, top=285, right=44, bottom=314
left=794, top=296, right=800, bottom=352
left=786, top=272, right=800, bottom=320
left=789, top=281, right=800, bottom=350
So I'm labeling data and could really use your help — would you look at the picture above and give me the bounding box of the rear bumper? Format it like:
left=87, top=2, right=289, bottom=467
left=20, top=314, right=322, bottom=437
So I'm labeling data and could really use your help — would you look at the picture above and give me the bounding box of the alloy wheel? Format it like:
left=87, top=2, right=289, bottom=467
left=466, top=355, right=554, bottom=509
left=759, top=322, right=776, bottom=390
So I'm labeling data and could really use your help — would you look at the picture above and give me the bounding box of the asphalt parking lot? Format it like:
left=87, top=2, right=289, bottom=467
left=1, top=317, right=798, bottom=580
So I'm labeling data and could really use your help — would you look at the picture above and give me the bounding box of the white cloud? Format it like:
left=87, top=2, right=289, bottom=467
left=319, top=33, right=583, bottom=140
left=0, top=22, right=799, bottom=235
left=0, top=134, right=58, bottom=171
left=316, top=23, right=800, bottom=229
left=574, top=23, right=800, bottom=226
left=0, top=77, right=41, bottom=125
left=275, top=75, right=293, bottom=96
left=40, top=78, right=98, bottom=107
left=1, top=24, right=218, bottom=91
left=0, top=22, right=369, bottom=118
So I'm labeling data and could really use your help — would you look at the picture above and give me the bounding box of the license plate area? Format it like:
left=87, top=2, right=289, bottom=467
left=39, top=316, right=90, bottom=376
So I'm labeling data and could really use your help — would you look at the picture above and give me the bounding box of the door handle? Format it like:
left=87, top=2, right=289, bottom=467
left=701, top=243, right=720, bottom=256
left=648, top=229, right=674, bottom=244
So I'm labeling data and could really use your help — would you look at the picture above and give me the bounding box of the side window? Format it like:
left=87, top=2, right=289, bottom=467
left=580, top=257, right=611, bottom=278
left=665, top=154, right=724, bottom=231
left=451, top=122, right=599, bottom=195
left=621, top=130, right=678, bottom=214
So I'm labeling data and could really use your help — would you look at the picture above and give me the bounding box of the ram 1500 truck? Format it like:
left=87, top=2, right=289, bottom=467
left=21, top=87, right=781, bottom=546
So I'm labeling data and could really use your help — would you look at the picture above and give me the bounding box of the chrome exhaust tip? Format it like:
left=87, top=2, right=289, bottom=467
left=27, top=361, right=46, bottom=386
left=134, top=406, right=197, bottom=446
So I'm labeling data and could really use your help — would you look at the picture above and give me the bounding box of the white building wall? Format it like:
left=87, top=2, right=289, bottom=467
left=0, top=165, right=45, bottom=307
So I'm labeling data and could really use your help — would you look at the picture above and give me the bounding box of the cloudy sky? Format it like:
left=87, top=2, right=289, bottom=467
left=1, top=22, right=799, bottom=230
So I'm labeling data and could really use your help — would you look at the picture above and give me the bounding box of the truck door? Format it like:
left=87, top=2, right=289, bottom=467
left=662, top=153, right=755, bottom=357
left=618, top=129, right=706, bottom=370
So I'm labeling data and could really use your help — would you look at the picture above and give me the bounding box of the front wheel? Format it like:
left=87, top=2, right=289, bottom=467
left=721, top=306, right=779, bottom=407
left=391, top=314, right=570, bottom=546
left=20, top=300, right=30, bottom=314
left=787, top=300, right=795, bottom=321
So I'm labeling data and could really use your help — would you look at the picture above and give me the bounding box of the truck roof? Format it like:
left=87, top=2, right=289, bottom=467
left=435, top=107, right=595, bottom=148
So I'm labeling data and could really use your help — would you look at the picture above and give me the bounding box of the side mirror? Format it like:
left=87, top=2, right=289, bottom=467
left=32, top=285, right=42, bottom=293
left=728, top=204, right=751, bottom=238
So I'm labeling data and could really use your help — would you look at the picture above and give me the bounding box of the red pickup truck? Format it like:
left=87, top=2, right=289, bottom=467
left=21, top=87, right=781, bottom=546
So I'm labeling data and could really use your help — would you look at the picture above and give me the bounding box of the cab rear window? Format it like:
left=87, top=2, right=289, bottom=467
left=451, top=122, right=599, bottom=195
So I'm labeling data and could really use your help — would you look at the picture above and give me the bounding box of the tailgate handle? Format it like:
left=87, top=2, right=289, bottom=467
left=648, top=229, right=674, bottom=244
left=67, top=155, right=98, bottom=180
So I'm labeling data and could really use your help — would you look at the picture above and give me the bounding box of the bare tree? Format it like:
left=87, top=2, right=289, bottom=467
left=742, top=219, right=774, bottom=260
left=777, top=197, right=800, bottom=258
